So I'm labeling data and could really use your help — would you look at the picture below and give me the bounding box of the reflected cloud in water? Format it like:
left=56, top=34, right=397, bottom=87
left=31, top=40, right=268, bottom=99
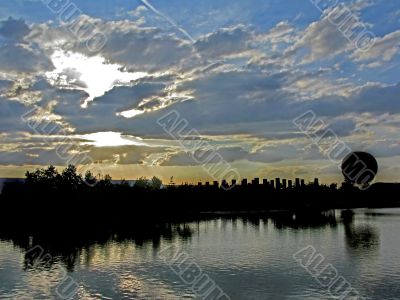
left=0, top=211, right=392, bottom=299
left=1, top=211, right=349, bottom=271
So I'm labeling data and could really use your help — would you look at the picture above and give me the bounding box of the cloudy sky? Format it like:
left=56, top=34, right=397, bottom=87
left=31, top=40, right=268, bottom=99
left=0, top=0, right=399, bottom=184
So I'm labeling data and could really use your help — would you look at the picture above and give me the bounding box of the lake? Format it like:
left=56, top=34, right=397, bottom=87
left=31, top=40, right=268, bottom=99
left=1, top=208, right=400, bottom=299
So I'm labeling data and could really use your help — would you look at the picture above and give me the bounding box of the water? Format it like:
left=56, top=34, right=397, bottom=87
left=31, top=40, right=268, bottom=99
left=1, top=209, right=400, bottom=299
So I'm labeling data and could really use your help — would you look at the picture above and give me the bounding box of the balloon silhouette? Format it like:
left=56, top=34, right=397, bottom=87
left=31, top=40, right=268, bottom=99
left=341, top=152, right=378, bottom=185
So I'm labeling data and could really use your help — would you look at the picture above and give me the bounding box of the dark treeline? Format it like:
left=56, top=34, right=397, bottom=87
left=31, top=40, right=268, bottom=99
left=0, top=165, right=400, bottom=230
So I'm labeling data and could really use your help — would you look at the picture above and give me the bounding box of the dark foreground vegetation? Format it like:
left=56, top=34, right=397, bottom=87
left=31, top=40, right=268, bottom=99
left=1, top=165, right=399, bottom=226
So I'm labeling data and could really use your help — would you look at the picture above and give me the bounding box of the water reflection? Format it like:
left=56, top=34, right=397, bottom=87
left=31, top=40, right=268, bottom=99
left=341, top=210, right=380, bottom=254
left=0, top=211, right=351, bottom=271
left=0, top=210, right=394, bottom=299
left=269, top=210, right=338, bottom=229
left=1, top=222, right=195, bottom=272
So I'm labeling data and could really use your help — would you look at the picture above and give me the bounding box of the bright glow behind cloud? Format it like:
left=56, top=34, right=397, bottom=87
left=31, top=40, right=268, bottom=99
left=45, top=50, right=148, bottom=106
left=116, top=109, right=145, bottom=118
left=78, top=132, right=146, bottom=147
left=1, top=1, right=400, bottom=183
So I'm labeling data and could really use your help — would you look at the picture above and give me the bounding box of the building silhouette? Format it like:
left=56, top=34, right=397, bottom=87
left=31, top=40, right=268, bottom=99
left=185, top=176, right=330, bottom=191
left=276, top=178, right=281, bottom=190
left=295, top=178, right=300, bottom=188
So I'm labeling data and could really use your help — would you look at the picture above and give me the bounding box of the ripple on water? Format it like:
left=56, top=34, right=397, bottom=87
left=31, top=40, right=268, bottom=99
left=0, top=210, right=400, bottom=299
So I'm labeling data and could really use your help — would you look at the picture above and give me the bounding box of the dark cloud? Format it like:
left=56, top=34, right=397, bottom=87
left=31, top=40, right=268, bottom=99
left=0, top=44, right=53, bottom=73
left=0, top=98, right=31, bottom=132
left=0, top=17, right=30, bottom=41
left=0, top=11, right=399, bottom=176
left=195, top=25, right=251, bottom=58
left=34, top=17, right=197, bottom=72
left=0, top=18, right=53, bottom=73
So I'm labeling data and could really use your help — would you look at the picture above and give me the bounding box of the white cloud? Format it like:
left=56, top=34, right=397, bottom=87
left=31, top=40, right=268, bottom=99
left=45, top=50, right=148, bottom=106
left=352, top=30, right=400, bottom=67
left=1, top=10, right=400, bottom=180
left=78, top=131, right=146, bottom=147
left=285, top=11, right=351, bottom=64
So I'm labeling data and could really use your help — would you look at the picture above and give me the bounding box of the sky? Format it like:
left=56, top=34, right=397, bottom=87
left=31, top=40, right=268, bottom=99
left=0, top=0, right=400, bottom=184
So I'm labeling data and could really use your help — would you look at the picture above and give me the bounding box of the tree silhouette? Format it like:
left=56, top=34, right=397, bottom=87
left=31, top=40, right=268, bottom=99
left=151, top=176, right=162, bottom=190
left=61, top=165, right=82, bottom=190
left=3, top=158, right=397, bottom=218
left=25, top=165, right=60, bottom=189
left=98, top=174, right=113, bottom=188
left=84, top=171, right=97, bottom=186
left=134, top=177, right=150, bottom=189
